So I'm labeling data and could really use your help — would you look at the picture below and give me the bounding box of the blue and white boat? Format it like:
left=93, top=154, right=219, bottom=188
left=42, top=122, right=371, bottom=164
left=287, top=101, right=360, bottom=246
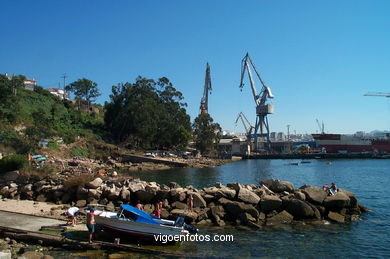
left=94, top=204, right=198, bottom=239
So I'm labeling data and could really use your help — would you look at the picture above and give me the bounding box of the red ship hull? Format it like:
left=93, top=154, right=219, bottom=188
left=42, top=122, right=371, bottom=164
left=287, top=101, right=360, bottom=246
left=312, top=134, right=390, bottom=153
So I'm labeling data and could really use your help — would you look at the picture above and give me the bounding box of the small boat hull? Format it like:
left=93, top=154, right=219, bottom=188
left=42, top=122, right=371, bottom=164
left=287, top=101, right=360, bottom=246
left=95, top=211, right=187, bottom=240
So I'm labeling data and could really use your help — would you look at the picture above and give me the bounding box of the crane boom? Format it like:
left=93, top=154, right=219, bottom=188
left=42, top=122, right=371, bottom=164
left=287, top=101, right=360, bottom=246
left=238, top=53, right=275, bottom=151
left=200, top=63, right=212, bottom=114
left=364, top=92, right=390, bottom=97
left=235, top=112, right=254, bottom=135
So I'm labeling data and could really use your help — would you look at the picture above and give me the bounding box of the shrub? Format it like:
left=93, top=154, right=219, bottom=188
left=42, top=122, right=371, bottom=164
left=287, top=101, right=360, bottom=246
left=70, top=146, right=90, bottom=158
left=0, top=154, right=28, bottom=173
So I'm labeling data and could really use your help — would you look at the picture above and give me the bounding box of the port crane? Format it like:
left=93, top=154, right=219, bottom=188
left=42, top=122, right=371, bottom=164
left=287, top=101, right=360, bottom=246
left=200, top=63, right=212, bottom=115
left=364, top=92, right=390, bottom=98
left=235, top=112, right=254, bottom=139
left=316, top=119, right=325, bottom=134
left=239, top=53, right=274, bottom=151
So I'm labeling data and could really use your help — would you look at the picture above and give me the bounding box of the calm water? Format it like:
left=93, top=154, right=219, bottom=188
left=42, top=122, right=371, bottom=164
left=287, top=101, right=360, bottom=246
left=60, top=159, right=390, bottom=258
left=126, top=159, right=390, bottom=258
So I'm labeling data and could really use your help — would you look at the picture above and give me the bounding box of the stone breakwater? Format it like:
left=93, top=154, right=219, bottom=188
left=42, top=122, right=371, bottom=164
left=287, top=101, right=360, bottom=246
left=0, top=171, right=368, bottom=227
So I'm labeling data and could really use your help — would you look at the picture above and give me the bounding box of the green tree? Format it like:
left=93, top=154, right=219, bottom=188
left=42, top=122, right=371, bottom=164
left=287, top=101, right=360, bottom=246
left=65, top=78, right=101, bottom=111
left=192, top=113, right=222, bottom=155
left=104, top=76, right=191, bottom=149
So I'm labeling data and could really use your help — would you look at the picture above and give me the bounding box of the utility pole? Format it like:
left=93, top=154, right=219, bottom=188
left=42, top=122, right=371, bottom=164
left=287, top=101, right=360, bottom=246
left=287, top=125, right=290, bottom=141
left=61, top=73, right=67, bottom=91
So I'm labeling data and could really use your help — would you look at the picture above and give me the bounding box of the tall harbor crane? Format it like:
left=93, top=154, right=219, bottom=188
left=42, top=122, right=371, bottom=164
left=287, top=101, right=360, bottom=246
left=235, top=112, right=254, bottom=139
left=364, top=92, right=390, bottom=98
left=239, top=53, right=274, bottom=151
left=200, top=63, right=212, bottom=115
left=316, top=119, right=325, bottom=134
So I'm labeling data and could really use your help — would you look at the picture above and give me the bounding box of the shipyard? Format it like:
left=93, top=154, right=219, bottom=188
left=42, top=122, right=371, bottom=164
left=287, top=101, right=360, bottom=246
left=1, top=1, right=390, bottom=259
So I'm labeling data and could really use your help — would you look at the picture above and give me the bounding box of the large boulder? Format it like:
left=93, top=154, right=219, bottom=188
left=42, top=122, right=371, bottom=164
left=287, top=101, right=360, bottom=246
left=128, top=181, right=145, bottom=193
left=210, top=205, right=226, bottom=219
left=260, top=195, right=282, bottom=212
left=266, top=210, right=294, bottom=225
left=86, top=178, right=103, bottom=189
left=284, top=198, right=314, bottom=219
left=191, top=192, right=207, bottom=208
left=135, top=190, right=155, bottom=203
left=171, top=201, right=188, bottom=210
left=226, top=182, right=245, bottom=192
left=1, top=170, right=20, bottom=182
left=120, top=188, right=131, bottom=202
left=323, top=192, right=350, bottom=210
left=215, top=187, right=236, bottom=200
left=328, top=211, right=345, bottom=223
left=223, top=200, right=259, bottom=219
left=237, top=188, right=260, bottom=205
left=299, top=185, right=328, bottom=204
left=260, top=179, right=294, bottom=193
left=203, top=187, right=219, bottom=196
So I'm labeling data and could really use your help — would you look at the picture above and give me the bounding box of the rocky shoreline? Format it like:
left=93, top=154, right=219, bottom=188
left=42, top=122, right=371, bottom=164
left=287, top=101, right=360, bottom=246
left=0, top=169, right=368, bottom=228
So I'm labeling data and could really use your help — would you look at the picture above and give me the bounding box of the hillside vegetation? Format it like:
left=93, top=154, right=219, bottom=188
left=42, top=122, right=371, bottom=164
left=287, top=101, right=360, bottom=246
left=0, top=74, right=221, bottom=158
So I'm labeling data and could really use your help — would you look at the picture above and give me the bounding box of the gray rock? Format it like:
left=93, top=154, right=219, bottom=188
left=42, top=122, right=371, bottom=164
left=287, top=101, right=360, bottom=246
left=203, top=187, right=219, bottom=196
left=210, top=205, right=225, bottom=219
left=260, top=179, right=294, bottom=193
left=227, top=182, right=244, bottom=192
left=284, top=198, right=314, bottom=219
left=2, top=170, right=20, bottom=182
left=120, top=188, right=131, bottom=201
left=299, top=185, right=328, bottom=204
left=266, top=210, right=294, bottom=225
left=171, top=201, right=188, bottom=210
left=215, top=187, right=236, bottom=200
left=238, top=212, right=256, bottom=223
left=328, top=211, right=345, bottom=223
left=86, top=177, right=103, bottom=189
left=127, top=182, right=145, bottom=193
left=76, top=200, right=87, bottom=207
left=223, top=201, right=259, bottom=218
left=260, top=195, right=282, bottom=212
left=88, top=189, right=101, bottom=199
left=135, top=190, right=155, bottom=203
left=168, top=182, right=181, bottom=189
left=237, top=188, right=260, bottom=205
left=324, top=192, right=350, bottom=210
left=191, top=192, right=207, bottom=208
left=294, top=191, right=306, bottom=201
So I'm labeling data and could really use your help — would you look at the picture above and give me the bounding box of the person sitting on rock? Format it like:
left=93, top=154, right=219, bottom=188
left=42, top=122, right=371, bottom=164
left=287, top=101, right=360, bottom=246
left=66, top=207, right=79, bottom=226
left=135, top=200, right=143, bottom=211
left=329, top=182, right=338, bottom=196
left=323, top=184, right=330, bottom=194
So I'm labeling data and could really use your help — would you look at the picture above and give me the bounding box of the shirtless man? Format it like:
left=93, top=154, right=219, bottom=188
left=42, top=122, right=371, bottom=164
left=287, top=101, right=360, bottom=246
left=86, top=208, right=102, bottom=243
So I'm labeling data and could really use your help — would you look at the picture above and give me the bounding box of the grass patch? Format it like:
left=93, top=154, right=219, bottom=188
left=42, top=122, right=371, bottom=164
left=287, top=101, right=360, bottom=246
left=71, top=146, right=90, bottom=158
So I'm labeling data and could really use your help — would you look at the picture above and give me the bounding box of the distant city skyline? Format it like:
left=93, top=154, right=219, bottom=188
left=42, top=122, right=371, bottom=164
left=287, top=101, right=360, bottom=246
left=1, top=0, right=390, bottom=134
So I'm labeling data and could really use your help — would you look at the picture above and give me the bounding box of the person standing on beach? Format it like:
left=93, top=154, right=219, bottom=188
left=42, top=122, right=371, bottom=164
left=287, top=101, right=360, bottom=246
left=154, top=202, right=161, bottom=218
left=86, top=208, right=102, bottom=243
left=187, top=194, right=194, bottom=212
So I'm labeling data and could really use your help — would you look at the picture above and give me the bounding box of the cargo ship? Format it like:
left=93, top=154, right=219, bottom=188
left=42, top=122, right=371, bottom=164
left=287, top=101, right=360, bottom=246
left=312, top=133, right=390, bottom=153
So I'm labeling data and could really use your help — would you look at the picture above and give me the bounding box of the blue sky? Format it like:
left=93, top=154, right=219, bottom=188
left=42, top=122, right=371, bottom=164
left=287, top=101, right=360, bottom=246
left=1, top=0, right=390, bottom=134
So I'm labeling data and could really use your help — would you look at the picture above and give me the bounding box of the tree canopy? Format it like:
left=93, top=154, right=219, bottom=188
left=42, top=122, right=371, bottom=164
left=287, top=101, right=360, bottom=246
left=104, top=76, right=191, bottom=150
left=192, top=113, right=222, bottom=155
left=65, top=78, right=101, bottom=105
